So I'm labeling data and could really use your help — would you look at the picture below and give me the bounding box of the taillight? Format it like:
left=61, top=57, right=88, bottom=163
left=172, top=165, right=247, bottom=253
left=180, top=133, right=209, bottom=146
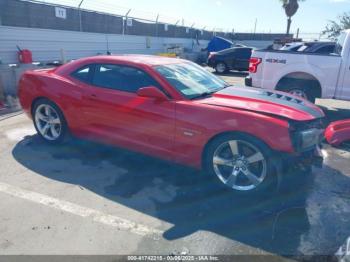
left=208, top=52, right=216, bottom=60
left=249, top=57, right=262, bottom=73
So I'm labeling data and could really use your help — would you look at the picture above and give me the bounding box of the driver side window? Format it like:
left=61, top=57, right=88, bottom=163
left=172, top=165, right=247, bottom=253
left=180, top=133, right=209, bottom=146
left=92, top=64, right=161, bottom=93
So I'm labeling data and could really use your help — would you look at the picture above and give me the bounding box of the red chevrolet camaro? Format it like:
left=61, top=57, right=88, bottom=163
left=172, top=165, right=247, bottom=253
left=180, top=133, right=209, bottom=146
left=19, top=55, right=325, bottom=194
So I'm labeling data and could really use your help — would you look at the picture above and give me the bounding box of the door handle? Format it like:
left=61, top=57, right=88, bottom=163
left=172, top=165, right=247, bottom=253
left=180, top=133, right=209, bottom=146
left=88, top=94, right=99, bottom=101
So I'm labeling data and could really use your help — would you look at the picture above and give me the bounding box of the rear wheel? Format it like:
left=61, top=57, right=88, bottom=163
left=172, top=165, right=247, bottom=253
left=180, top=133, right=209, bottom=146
left=33, top=99, right=69, bottom=144
left=204, top=133, right=277, bottom=195
left=277, top=78, right=320, bottom=103
left=286, top=87, right=316, bottom=103
left=215, top=62, right=228, bottom=74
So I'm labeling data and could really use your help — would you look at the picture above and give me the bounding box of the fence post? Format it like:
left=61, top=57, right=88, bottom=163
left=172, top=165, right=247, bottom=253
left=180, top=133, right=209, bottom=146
left=174, top=20, right=179, bottom=38
left=122, top=18, right=124, bottom=35
left=123, top=9, right=131, bottom=35
left=155, top=14, right=159, bottom=37
left=78, top=0, right=84, bottom=32
left=190, top=23, right=195, bottom=40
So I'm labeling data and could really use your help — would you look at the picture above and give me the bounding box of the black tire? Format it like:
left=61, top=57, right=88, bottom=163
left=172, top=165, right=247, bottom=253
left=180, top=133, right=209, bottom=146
left=277, top=78, right=320, bottom=103
left=203, top=133, right=278, bottom=196
left=32, top=98, right=69, bottom=144
left=284, top=86, right=316, bottom=103
left=215, top=62, right=228, bottom=74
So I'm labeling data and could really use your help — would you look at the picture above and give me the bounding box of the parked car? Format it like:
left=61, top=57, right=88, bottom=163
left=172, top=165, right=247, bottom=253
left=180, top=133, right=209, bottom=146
left=295, top=41, right=336, bottom=54
left=246, top=30, right=350, bottom=103
left=280, top=42, right=304, bottom=51
left=280, top=41, right=336, bottom=54
left=19, top=55, right=324, bottom=194
left=207, top=47, right=253, bottom=74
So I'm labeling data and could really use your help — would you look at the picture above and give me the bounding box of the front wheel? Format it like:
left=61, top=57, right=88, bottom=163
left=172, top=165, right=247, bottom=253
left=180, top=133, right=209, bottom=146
left=204, top=133, right=277, bottom=195
left=33, top=99, right=69, bottom=144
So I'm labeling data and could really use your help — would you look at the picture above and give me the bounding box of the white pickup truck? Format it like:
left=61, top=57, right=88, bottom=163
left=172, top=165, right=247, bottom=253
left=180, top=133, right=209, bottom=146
left=245, top=30, right=350, bottom=103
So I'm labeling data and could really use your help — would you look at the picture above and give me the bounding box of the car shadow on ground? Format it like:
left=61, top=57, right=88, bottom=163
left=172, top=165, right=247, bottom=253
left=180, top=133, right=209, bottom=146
left=11, top=135, right=350, bottom=257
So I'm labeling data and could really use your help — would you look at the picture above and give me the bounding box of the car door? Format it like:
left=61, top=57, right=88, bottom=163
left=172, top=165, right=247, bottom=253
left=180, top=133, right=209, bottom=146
left=335, top=33, right=350, bottom=100
left=224, top=49, right=237, bottom=70
left=81, top=63, right=176, bottom=159
left=234, top=48, right=252, bottom=71
left=339, top=60, right=350, bottom=100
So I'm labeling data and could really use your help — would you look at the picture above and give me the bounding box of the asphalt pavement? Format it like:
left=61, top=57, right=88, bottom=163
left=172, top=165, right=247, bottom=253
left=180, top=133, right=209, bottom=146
left=0, top=73, right=349, bottom=260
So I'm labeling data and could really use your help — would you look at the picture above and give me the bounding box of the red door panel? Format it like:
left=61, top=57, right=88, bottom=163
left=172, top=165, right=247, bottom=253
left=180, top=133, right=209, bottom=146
left=81, top=86, right=176, bottom=160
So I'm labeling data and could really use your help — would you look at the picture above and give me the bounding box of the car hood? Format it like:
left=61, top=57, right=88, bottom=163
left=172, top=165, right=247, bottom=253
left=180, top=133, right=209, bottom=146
left=197, top=86, right=324, bottom=121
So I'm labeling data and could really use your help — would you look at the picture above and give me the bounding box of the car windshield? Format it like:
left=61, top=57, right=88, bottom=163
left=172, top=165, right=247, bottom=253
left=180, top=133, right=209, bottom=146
left=155, top=62, right=229, bottom=99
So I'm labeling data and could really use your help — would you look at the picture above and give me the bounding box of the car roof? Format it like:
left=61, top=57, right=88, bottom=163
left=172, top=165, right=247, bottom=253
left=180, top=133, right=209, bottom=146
left=72, top=55, right=186, bottom=66
left=54, top=55, right=188, bottom=75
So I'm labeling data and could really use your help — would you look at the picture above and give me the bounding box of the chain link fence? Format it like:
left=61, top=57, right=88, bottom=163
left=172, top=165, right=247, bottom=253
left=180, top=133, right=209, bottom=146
left=0, top=0, right=291, bottom=41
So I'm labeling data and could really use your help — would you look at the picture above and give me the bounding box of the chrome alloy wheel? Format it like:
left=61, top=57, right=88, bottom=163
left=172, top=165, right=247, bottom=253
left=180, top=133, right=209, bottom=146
left=289, top=89, right=308, bottom=100
left=34, top=104, right=62, bottom=141
left=213, top=140, right=267, bottom=191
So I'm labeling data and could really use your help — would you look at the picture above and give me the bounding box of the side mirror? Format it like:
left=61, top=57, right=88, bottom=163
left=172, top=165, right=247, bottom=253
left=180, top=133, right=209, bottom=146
left=137, top=86, right=168, bottom=100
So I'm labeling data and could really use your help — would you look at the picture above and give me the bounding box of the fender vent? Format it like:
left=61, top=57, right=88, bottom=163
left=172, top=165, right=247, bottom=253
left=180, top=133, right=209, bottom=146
left=263, top=91, right=305, bottom=105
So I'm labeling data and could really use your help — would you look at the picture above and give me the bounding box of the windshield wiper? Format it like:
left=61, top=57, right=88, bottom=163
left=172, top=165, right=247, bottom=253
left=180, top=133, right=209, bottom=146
left=191, top=92, right=214, bottom=100
left=190, top=85, right=230, bottom=100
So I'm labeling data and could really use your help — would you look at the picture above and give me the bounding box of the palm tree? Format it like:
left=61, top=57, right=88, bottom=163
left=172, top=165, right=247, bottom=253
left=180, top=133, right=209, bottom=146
left=280, top=0, right=305, bottom=35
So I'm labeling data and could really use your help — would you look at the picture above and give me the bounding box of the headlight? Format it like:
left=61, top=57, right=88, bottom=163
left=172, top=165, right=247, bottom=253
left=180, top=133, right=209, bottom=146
left=295, top=128, right=324, bottom=151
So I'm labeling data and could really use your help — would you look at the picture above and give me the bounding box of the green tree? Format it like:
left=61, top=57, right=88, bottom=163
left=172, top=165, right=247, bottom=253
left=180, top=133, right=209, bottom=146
left=280, top=0, right=305, bottom=35
left=323, top=12, right=350, bottom=40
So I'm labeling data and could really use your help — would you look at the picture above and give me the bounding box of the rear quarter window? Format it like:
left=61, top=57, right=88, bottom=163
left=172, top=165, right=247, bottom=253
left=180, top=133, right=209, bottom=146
left=71, top=65, right=93, bottom=83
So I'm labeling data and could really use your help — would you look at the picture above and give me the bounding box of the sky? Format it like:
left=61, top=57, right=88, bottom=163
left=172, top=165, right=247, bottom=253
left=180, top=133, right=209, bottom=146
left=44, top=0, right=350, bottom=34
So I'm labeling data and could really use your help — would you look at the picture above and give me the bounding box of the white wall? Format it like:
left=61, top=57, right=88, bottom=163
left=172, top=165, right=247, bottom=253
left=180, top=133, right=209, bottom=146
left=0, top=26, right=209, bottom=64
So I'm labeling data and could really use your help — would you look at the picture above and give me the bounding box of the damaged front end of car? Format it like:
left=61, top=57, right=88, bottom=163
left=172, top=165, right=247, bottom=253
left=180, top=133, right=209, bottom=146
left=271, top=118, right=326, bottom=191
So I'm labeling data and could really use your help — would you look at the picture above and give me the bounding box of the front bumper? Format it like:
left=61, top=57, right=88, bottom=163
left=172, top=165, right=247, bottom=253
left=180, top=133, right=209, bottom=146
left=274, top=146, right=323, bottom=193
left=325, top=119, right=350, bottom=146
left=279, top=145, right=324, bottom=171
left=299, top=145, right=324, bottom=168
left=245, top=76, right=252, bottom=87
